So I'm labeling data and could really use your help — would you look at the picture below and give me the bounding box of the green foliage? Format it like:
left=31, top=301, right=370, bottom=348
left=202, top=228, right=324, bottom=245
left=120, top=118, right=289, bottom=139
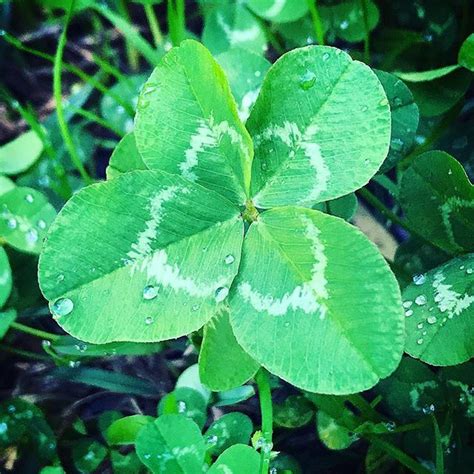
left=2, top=1, right=474, bottom=472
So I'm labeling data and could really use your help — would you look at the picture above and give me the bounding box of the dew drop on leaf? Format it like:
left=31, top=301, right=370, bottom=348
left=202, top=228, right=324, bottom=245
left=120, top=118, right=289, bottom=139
left=422, top=404, right=435, bottom=414
left=191, top=304, right=200, bottom=312
left=52, top=297, right=74, bottom=317
left=299, top=70, right=316, bottom=90
left=0, top=422, right=8, bottom=435
left=415, top=295, right=427, bottom=306
left=6, top=218, right=17, bottom=229
left=143, top=285, right=159, bottom=300
left=413, top=274, right=426, bottom=285
left=26, top=229, right=39, bottom=245
left=24, top=194, right=34, bottom=203
left=417, top=338, right=424, bottom=345
left=177, top=400, right=187, bottom=413
left=37, top=219, right=47, bottom=230
left=403, top=301, right=413, bottom=308
left=405, top=309, right=413, bottom=317
left=427, top=316, right=437, bottom=324
left=205, top=434, right=218, bottom=445
left=393, top=97, right=403, bottom=107
left=466, top=268, right=473, bottom=275
left=145, top=316, right=154, bottom=325
left=224, top=254, right=235, bottom=265
left=340, top=20, right=349, bottom=30
left=322, top=52, right=330, bottom=61
left=215, top=287, right=229, bottom=303
left=417, top=322, right=424, bottom=329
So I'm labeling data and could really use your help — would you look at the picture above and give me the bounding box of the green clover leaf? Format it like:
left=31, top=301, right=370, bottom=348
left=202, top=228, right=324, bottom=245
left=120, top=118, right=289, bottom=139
left=39, top=40, right=404, bottom=394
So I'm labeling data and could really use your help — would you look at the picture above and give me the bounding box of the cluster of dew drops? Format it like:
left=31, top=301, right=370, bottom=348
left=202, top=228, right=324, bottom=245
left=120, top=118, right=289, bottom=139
left=50, top=253, right=236, bottom=326
left=403, top=264, right=473, bottom=347
left=2, top=193, right=46, bottom=246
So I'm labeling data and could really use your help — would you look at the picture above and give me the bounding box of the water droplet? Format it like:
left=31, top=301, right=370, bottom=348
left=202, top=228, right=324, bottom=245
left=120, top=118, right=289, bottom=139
left=224, top=254, right=235, bottom=265
left=205, top=434, right=218, bottom=445
left=25, top=193, right=34, bottom=203
left=405, top=309, right=413, bottom=317
left=427, top=316, right=437, bottom=324
left=6, top=218, right=17, bottom=229
left=340, top=20, right=349, bottom=30
left=144, top=453, right=151, bottom=460
left=299, top=70, right=316, bottom=90
left=390, top=138, right=404, bottom=152
left=42, top=340, right=51, bottom=348
left=57, top=274, right=65, bottom=283
left=448, top=169, right=453, bottom=175
left=37, top=219, right=47, bottom=230
left=255, top=70, right=261, bottom=78
left=417, top=322, right=424, bottom=329
left=192, top=304, right=200, bottom=312
left=69, top=360, right=80, bottom=368
left=145, top=316, right=154, bottom=325
left=413, top=274, right=426, bottom=285
left=178, top=400, right=187, bottom=413
left=7, top=405, right=16, bottom=414
left=393, top=97, right=403, bottom=107
left=384, top=421, right=396, bottom=431
left=379, top=98, right=389, bottom=106
left=52, top=297, right=74, bottom=318
left=422, top=403, right=435, bottom=414
left=322, top=52, right=330, bottom=61
left=361, top=105, right=368, bottom=112
left=284, top=321, right=290, bottom=328
left=403, top=301, right=413, bottom=308
left=143, top=285, right=159, bottom=300
left=417, top=338, right=424, bottom=345
left=26, top=228, right=39, bottom=244
left=466, top=268, right=473, bottom=275
left=415, top=295, right=427, bottom=306
left=75, top=342, right=87, bottom=353
left=0, top=422, right=8, bottom=435
left=215, top=287, right=229, bottom=303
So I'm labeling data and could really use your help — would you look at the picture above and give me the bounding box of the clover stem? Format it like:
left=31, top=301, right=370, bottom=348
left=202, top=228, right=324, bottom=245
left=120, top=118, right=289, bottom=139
left=10, top=322, right=60, bottom=342
left=306, top=0, right=325, bottom=46
left=360, top=0, right=371, bottom=64
left=53, top=0, right=93, bottom=185
left=256, top=368, right=273, bottom=474
left=0, top=343, right=51, bottom=361
left=144, top=3, right=163, bottom=48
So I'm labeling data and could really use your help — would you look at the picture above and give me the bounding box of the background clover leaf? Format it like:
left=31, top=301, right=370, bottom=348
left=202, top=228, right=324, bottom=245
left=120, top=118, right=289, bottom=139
left=39, top=170, right=244, bottom=343
left=247, top=45, right=391, bottom=208
left=403, top=254, right=474, bottom=366
left=400, top=151, right=474, bottom=254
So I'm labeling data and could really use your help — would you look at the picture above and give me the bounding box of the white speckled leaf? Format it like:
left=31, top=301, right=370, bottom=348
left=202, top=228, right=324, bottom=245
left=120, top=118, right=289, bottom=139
left=403, top=254, right=474, bottom=366
left=0, top=187, right=56, bottom=255
left=216, top=48, right=271, bottom=123
left=247, top=45, right=391, bottom=208
left=202, top=4, right=267, bottom=55
left=199, top=308, right=259, bottom=391
left=208, top=444, right=260, bottom=474
left=246, top=0, right=308, bottom=24
left=135, top=40, right=253, bottom=206
left=400, top=151, right=474, bottom=253
left=229, top=207, right=404, bottom=394
left=135, top=414, right=206, bottom=473
left=39, top=170, right=243, bottom=343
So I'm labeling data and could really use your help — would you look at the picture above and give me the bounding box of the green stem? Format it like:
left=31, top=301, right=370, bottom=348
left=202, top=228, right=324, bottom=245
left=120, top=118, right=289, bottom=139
left=74, top=108, right=124, bottom=137
left=346, top=394, right=383, bottom=423
left=10, top=322, right=60, bottom=342
left=255, top=369, right=273, bottom=474
left=360, top=0, right=371, bottom=63
left=3, top=33, right=134, bottom=116
left=0, top=343, right=51, bottom=361
left=144, top=3, right=163, bottom=48
left=53, top=1, right=93, bottom=185
left=167, top=0, right=186, bottom=46
left=117, top=0, right=139, bottom=70
left=306, top=0, right=325, bottom=45
left=358, top=188, right=418, bottom=234
left=368, top=437, right=431, bottom=474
